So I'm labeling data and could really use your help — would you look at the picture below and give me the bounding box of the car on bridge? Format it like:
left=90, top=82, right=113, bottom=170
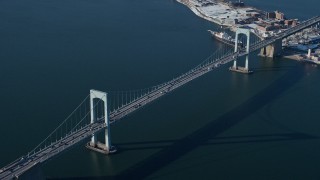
left=134, top=104, right=141, bottom=108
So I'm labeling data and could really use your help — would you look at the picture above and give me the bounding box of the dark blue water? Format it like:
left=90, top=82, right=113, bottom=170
left=0, top=0, right=320, bottom=179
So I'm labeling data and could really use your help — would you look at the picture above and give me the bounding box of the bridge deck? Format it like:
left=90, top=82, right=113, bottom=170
left=1, top=15, right=319, bottom=180
left=0, top=122, right=106, bottom=179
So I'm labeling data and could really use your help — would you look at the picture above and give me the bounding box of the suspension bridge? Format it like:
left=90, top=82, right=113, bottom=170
left=1, top=16, right=320, bottom=180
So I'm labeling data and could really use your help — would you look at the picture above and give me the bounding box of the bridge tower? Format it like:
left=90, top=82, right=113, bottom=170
left=86, top=89, right=117, bottom=154
left=230, top=28, right=253, bottom=74
left=259, top=39, right=282, bottom=58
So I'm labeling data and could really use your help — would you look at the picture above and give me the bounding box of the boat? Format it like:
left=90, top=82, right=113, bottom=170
left=208, top=30, right=241, bottom=46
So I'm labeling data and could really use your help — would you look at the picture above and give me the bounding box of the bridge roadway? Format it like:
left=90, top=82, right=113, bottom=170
left=1, top=15, right=319, bottom=180
left=0, top=121, right=106, bottom=179
left=110, top=15, right=320, bottom=121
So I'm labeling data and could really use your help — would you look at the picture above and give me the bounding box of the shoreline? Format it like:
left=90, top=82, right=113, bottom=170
left=176, top=0, right=320, bottom=63
left=176, top=0, right=261, bottom=30
left=283, top=49, right=320, bottom=64
left=176, top=0, right=229, bottom=26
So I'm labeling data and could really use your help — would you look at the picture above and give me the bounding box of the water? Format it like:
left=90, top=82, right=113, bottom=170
left=0, top=0, right=320, bottom=179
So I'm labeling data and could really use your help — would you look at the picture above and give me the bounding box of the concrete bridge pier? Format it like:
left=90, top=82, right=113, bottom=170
left=245, top=55, right=249, bottom=70
left=230, top=28, right=253, bottom=74
left=232, top=57, right=237, bottom=69
left=86, top=89, right=117, bottom=154
left=260, top=38, right=282, bottom=58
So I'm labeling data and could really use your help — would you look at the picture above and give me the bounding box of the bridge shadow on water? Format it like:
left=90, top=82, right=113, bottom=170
left=48, top=64, right=316, bottom=180
left=253, top=65, right=297, bottom=73
left=114, top=132, right=317, bottom=152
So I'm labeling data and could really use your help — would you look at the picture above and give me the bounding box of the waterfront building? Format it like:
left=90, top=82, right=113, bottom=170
left=267, top=11, right=286, bottom=20
left=267, top=12, right=276, bottom=19
left=275, top=10, right=285, bottom=20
